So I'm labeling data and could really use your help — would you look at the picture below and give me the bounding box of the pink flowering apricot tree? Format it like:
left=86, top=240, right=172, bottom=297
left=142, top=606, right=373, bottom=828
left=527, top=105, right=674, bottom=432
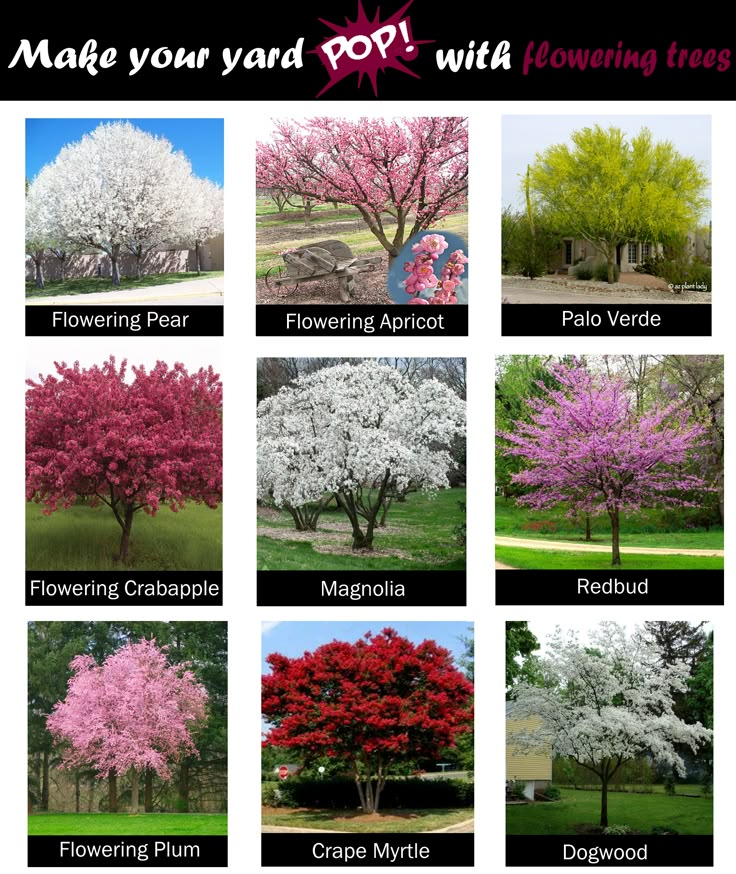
left=403, top=233, right=468, bottom=305
left=47, top=639, right=208, bottom=815
left=26, top=356, right=223, bottom=562
left=498, top=361, right=706, bottom=565
left=256, top=117, right=468, bottom=260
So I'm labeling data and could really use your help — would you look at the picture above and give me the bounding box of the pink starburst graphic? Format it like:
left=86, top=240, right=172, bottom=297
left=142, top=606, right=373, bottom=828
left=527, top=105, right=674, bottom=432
left=312, top=0, right=434, bottom=97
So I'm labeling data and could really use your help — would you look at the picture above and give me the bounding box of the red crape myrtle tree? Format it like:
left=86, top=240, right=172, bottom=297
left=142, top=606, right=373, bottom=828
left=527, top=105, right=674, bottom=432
left=256, top=117, right=468, bottom=261
left=498, top=361, right=707, bottom=566
left=262, top=628, right=474, bottom=813
left=26, top=356, right=223, bottom=561
left=47, top=639, right=208, bottom=815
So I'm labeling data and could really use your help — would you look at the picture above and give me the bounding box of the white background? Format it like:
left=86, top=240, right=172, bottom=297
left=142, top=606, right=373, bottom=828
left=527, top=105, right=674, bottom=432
left=1, top=98, right=732, bottom=873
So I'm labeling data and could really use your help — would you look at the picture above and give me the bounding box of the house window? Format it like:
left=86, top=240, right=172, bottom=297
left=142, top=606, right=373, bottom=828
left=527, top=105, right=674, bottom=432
left=641, top=243, right=650, bottom=259
left=564, top=241, right=573, bottom=264
left=628, top=242, right=638, bottom=263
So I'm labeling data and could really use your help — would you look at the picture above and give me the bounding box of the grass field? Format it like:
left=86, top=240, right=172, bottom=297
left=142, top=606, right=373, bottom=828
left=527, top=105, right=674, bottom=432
left=29, top=813, right=227, bottom=835
left=496, top=546, right=723, bottom=571
left=506, top=788, right=712, bottom=835
left=262, top=808, right=470, bottom=833
left=257, top=489, right=465, bottom=571
left=26, top=271, right=224, bottom=299
left=27, top=502, right=222, bottom=570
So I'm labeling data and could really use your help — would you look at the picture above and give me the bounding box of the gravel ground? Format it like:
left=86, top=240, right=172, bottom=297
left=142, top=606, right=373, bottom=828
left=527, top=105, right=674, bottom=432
left=502, top=274, right=711, bottom=303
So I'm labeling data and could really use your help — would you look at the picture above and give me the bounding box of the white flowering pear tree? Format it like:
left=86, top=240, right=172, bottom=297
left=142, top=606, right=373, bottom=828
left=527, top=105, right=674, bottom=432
left=25, top=170, right=54, bottom=289
left=257, top=362, right=466, bottom=549
left=42, top=121, right=194, bottom=285
left=508, top=622, right=712, bottom=827
left=180, top=177, right=224, bottom=274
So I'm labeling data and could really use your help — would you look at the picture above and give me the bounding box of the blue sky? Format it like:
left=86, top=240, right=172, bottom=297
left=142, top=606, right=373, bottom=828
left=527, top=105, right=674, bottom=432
left=502, top=115, right=711, bottom=216
left=261, top=621, right=472, bottom=673
left=26, top=118, right=224, bottom=184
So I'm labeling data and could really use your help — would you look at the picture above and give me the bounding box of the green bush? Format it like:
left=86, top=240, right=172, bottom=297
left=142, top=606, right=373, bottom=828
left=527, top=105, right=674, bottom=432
left=592, top=262, right=620, bottom=282
left=543, top=784, right=561, bottom=800
left=270, top=777, right=474, bottom=810
left=572, top=264, right=593, bottom=280
left=603, top=824, right=632, bottom=835
left=663, top=775, right=676, bottom=795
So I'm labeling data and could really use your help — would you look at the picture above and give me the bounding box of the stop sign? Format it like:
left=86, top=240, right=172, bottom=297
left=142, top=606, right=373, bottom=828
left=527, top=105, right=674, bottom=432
left=278, top=765, right=289, bottom=780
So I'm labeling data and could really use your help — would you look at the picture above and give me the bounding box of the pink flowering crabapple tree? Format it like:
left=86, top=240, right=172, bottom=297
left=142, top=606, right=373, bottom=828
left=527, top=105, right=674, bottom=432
left=255, top=117, right=468, bottom=261
left=403, top=233, right=468, bottom=305
left=47, top=639, right=208, bottom=815
left=257, top=362, right=466, bottom=550
left=26, top=356, right=223, bottom=562
left=498, top=361, right=706, bottom=566
left=508, top=622, right=712, bottom=828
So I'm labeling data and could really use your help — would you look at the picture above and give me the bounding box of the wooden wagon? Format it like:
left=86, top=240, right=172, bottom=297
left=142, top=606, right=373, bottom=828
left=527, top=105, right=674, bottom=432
left=265, top=239, right=381, bottom=301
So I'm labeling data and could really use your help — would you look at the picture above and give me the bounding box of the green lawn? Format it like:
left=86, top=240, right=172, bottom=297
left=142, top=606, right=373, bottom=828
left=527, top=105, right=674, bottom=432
left=495, top=498, right=723, bottom=549
left=506, top=788, right=712, bottom=835
left=29, top=813, right=227, bottom=836
left=26, top=271, right=224, bottom=299
left=496, top=546, right=723, bottom=571
left=262, top=808, right=470, bottom=833
left=27, top=502, right=222, bottom=571
left=258, top=489, right=465, bottom=571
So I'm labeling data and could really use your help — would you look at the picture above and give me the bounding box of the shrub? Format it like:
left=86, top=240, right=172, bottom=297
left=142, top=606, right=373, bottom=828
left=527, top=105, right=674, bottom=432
left=262, top=783, right=291, bottom=807
left=271, top=777, right=474, bottom=810
left=542, top=784, right=561, bottom=800
left=663, top=775, right=676, bottom=795
left=572, top=264, right=593, bottom=280
left=454, top=501, right=466, bottom=548
left=508, top=780, right=528, bottom=801
left=592, top=262, right=619, bottom=282
left=603, top=824, right=632, bottom=835
left=701, top=780, right=713, bottom=796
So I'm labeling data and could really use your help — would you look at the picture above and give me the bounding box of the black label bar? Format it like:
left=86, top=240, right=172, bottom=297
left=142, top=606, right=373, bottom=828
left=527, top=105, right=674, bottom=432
left=25, top=306, right=223, bottom=336
left=496, top=569, right=724, bottom=605
left=28, top=836, right=227, bottom=867
left=262, top=833, right=473, bottom=867
left=502, top=304, right=711, bottom=336
left=506, top=835, right=712, bottom=867
left=26, top=571, right=223, bottom=606
left=257, top=570, right=466, bottom=606
left=256, top=305, right=468, bottom=336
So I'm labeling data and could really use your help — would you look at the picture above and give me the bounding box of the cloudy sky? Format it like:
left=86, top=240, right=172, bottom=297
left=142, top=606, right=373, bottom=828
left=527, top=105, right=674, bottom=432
left=502, top=114, right=712, bottom=213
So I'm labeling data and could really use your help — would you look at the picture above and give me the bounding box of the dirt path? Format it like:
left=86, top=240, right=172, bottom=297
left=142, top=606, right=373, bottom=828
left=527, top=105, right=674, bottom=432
left=495, top=536, right=723, bottom=557
left=502, top=275, right=710, bottom=305
left=495, top=561, right=516, bottom=570
left=262, top=818, right=475, bottom=834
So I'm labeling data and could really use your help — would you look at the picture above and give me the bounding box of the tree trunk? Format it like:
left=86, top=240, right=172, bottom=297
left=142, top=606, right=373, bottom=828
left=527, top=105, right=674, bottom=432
left=195, top=241, right=202, bottom=274
left=600, top=778, right=609, bottom=828
left=117, top=504, right=135, bottom=562
left=75, top=772, right=81, bottom=813
left=129, top=770, right=140, bottom=815
left=59, top=259, right=67, bottom=281
left=35, top=256, right=45, bottom=289
left=110, top=244, right=121, bottom=286
left=178, top=761, right=190, bottom=812
left=608, top=507, right=621, bottom=566
left=145, top=770, right=153, bottom=812
left=40, top=750, right=49, bottom=811
left=585, top=513, right=592, bottom=542
left=135, top=257, right=142, bottom=280
left=379, top=498, right=393, bottom=527
left=109, top=773, right=118, bottom=813
left=303, top=198, right=313, bottom=227
left=607, top=245, right=616, bottom=284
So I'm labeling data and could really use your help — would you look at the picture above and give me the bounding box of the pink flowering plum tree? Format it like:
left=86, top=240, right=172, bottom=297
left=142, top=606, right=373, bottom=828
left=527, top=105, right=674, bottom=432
left=47, top=639, right=208, bottom=815
left=508, top=622, right=712, bottom=827
left=256, top=117, right=468, bottom=261
left=26, top=356, right=223, bottom=562
left=498, top=361, right=706, bottom=565
left=257, top=362, right=466, bottom=549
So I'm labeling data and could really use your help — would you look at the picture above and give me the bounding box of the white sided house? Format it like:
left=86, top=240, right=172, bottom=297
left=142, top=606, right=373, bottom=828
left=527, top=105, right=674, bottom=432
left=505, top=701, right=552, bottom=800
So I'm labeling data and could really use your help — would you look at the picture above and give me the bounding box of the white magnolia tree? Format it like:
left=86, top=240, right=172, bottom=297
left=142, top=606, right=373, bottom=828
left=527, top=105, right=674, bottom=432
left=257, top=362, right=466, bottom=550
left=180, top=177, right=224, bottom=274
left=508, top=622, right=712, bottom=827
left=39, top=122, right=196, bottom=285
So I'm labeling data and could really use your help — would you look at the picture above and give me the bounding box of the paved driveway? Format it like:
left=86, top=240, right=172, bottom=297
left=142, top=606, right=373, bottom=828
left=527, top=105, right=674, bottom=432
left=26, top=275, right=225, bottom=306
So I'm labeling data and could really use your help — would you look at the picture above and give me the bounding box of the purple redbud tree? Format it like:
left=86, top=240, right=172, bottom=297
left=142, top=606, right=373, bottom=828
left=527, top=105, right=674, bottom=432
left=498, top=362, right=707, bottom=566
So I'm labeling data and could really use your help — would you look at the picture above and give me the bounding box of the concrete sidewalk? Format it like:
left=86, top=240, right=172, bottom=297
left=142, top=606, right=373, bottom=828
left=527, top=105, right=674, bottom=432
left=26, top=275, right=225, bottom=306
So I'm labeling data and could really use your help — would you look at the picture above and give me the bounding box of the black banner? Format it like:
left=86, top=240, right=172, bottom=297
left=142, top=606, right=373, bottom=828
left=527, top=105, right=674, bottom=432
left=28, top=836, right=227, bottom=867
left=26, top=571, right=223, bottom=606
left=257, top=570, right=466, bottom=606
left=256, top=305, right=468, bottom=336
left=496, top=569, right=724, bottom=605
left=502, top=304, right=711, bottom=336
left=1, top=16, right=733, bottom=101
left=506, top=835, right=713, bottom=867
left=26, top=306, right=223, bottom=337
left=262, top=833, right=473, bottom=867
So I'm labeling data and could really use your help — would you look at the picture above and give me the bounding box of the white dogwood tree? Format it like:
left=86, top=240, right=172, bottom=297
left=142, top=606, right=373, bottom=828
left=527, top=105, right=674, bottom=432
left=507, top=622, right=712, bottom=828
left=257, top=362, right=466, bottom=549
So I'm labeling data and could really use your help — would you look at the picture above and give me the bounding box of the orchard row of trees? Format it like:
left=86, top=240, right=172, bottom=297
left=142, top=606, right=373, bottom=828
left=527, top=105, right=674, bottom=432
left=262, top=627, right=474, bottom=813
left=506, top=621, right=713, bottom=827
left=496, top=355, right=723, bottom=565
left=256, top=117, right=468, bottom=261
left=257, top=359, right=466, bottom=551
left=502, top=125, right=709, bottom=283
left=29, top=622, right=227, bottom=815
left=26, top=121, right=224, bottom=288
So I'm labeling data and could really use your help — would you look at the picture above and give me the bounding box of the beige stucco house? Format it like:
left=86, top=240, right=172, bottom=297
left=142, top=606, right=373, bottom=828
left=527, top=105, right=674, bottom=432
left=506, top=701, right=552, bottom=800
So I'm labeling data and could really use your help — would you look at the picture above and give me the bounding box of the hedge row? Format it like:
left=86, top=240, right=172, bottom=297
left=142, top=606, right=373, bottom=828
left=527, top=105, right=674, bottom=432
left=262, top=777, right=473, bottom=809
